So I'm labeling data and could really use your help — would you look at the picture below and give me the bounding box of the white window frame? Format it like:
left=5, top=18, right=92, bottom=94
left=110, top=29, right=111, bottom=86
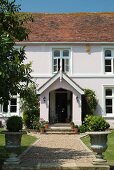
left=104, top=87, right=114, bottom=116
left=104, top=48, right=114, bottom=74
left=52, top=48, right=71, bottom=73
left=0, top=94, right=19, bottom=116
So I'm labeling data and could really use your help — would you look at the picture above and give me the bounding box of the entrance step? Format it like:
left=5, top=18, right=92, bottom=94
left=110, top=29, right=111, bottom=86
left=46, top=123, right=77, bottom=134
left=2, top=163, right=110, bottom=170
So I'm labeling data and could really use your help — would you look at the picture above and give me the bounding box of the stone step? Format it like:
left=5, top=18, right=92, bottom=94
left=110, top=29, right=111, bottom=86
left=46, top=130, right=75, bottom=135
left=49, top=123, right=71, bottom=127
left=3, top=164, right=110, bottom=170
left=44, top=123, right=79, bottom=134
left=46, top=125, right=78, bottom=134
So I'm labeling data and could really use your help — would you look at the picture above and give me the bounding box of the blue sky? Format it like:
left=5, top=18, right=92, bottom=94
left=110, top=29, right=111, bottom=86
left=16, top=0, right=114, bottom=13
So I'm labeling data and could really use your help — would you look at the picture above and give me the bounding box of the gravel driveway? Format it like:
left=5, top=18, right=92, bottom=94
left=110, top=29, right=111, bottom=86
left=20, top=134, right=95, bottom=168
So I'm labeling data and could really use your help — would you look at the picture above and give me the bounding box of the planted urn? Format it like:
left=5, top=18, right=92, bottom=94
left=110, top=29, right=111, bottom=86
left=2, top=116, right=26, bottom=165
left=4, top=116, right=24, bottom=148
left=85, top=115, right=110, bottom=164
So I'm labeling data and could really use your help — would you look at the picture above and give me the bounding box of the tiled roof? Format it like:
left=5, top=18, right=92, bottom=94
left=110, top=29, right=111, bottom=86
left=23, top=13, right=114, bottom=42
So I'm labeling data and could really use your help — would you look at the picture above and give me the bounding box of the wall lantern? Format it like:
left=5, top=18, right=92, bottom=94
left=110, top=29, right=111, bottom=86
left=43, top=96, right=46, bottom=102
left=76, top=96, right=79, bottom=102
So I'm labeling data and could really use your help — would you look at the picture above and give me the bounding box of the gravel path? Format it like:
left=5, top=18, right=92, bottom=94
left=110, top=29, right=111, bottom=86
left=20, top=134, right=95, bottom=167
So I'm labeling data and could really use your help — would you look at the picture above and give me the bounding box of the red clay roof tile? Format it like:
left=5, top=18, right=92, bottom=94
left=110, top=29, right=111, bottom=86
left=22, top=13, right=114, bottom=42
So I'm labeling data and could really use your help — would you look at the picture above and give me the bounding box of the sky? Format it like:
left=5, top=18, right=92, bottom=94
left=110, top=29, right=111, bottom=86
left=16, top=0, right=114, bottom=13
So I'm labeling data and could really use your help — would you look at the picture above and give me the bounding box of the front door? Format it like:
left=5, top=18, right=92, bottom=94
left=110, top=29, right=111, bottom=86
left=56, top=93, right=67, bottom=123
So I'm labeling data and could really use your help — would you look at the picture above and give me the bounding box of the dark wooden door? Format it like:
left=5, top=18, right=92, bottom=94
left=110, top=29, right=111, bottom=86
left=56, top=93, right=67, bottom=123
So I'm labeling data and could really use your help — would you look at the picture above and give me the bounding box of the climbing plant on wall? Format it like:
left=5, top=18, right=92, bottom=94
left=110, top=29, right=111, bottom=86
left=84, top=88, right=98, bottom=115
left=82, top=88, right=98, bottom=122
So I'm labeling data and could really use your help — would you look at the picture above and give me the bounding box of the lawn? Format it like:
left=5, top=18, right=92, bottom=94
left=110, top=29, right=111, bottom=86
left=81, top=130, right=114, bottom=166
left=0, top=129, right=37, bottom=168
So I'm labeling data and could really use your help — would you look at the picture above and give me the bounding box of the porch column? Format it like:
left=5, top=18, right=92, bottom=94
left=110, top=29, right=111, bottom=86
left=40, top=92, right=49, bottom=122
left=72, top=93, right=82, bottom=125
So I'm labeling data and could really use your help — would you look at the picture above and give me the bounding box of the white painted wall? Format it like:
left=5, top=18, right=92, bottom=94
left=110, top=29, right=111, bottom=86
left=72, top=45, right=102, bottom=74
left=40, top=78, right=82, bottom=125
left=22, top=43, right=114, bottom=127
left=24, top=44, right=108, bottom=77
left=25, top=45, right=52, bottom=75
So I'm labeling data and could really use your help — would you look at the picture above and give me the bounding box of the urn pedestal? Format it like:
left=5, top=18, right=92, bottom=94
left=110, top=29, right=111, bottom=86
left=87, top=131, right=110, bottom=165
left=2, top=131, right=26, bottom=165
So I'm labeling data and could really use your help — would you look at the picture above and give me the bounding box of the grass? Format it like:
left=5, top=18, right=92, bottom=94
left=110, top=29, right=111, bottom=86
left=81, top=130, right=114, bottom=166
left=0, top=129, right=37, bottom=169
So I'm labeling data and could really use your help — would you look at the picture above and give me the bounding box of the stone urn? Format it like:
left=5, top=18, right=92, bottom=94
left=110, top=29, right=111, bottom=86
left=4, top=131, right=26, bottom=148
left=87, top=131, right=110, bottom=164
left=2, top=131, right=26, bottom=165
left=2, top=115, right=25, bottom=165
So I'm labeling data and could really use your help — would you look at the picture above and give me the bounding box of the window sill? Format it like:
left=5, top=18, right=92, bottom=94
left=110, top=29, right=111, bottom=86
left=103, top=115, right=114, bottom=119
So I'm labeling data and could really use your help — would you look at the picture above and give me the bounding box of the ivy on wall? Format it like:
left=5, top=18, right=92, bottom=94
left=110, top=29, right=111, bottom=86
left=82, top=88, right=98, bottom=122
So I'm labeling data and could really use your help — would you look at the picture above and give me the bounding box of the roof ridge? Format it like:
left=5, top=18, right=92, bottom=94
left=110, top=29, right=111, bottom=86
left=18, top=12, right=114, bottom=15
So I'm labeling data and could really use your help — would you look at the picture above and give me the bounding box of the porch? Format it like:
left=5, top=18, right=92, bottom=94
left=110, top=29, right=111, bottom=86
left=38, top=72, right=84, bottom=125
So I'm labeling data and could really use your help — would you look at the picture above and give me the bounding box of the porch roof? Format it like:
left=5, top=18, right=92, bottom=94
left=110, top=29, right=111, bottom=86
left=38, top=72, right=84, bottom=95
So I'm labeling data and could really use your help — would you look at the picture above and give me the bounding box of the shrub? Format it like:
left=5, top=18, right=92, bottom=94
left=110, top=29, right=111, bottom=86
left=84, top=89, right=98, bottom=115
left=84, top=115, right=110, bottom=131
left=22, top=83, right=40, bottom=129
left=74, top=125, right=78, bottom=128
left=23, top=110, right=39, bottom=129
left=32, top=116, right=40, bottom=131
left=79, top=124, right=87, bottom=133
left=6, top=116, right=23, bottom=132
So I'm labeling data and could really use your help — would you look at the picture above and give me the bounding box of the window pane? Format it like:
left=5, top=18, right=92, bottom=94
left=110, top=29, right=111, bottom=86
left=65, top=59, right=69, bottom=72
left=54, top=59, right=57, bottom=65
left=105, top=66, right=111, bottom=72
left=3, top=103, right=8, bottom=112
left=105, top=50, right=111, bottom=57
left=10, top=98, right=17, bottom=112
left=105, top=60, right=111, bottom=72
left=106, top=107, right=112, bottom=113
left=105, top=60, right=111, bottom=65
left=54, top=66, right=57, bottom=72
left=58, top=59, right=60, bottom=71
left=66, top=65, right=69, bottom=72
left=10, top=106, right=17, bottom=112
left=0, top=105, right=2, bottom=112
left=62, top=59, right=65, bottom=72
left=66, top=59, right=69, bottom=65
left=106, top=89, right=112, bottom=96
left=54, top=50, right=60, bottom=57
left=11, top=99, right=17, bottom=105
left=63, top=50, right=69, bottom=57
left=106, top=99, right=112, bottom=113
left=106, top=99, right=112, bottom=105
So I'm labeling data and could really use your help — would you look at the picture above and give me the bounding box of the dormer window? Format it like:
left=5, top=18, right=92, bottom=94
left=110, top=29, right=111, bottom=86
left=53, top=49, right=70, bottom=73
left=105, top=49, right=114, bottom=73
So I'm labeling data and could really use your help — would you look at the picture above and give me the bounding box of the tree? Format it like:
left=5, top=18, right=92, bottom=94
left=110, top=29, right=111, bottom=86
left=0, top=0, right=32, bottom=103
left=22, top=83, right=40, bottom=129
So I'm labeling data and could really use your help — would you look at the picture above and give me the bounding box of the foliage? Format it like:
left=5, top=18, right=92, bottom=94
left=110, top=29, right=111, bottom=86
left=0, top=0, right=33, bottom=104
left=39, top=118, right=46, bottom=129
left=6, top=115, right=23, bottom=132
left=84, top=89, right=98, bottom=115
left=70, top=122, right=74, bottom=126
left=74, top=125, right=78, bottom=128
left=22, top=83, right=40, bottom=129
left=84, top=115, right=110, bottom=131
left=32, top=116, right=40, bottom=131
left=79, top=124, right=87, bottom=133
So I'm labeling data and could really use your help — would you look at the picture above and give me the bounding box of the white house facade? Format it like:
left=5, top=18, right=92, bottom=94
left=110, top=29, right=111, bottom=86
left=1, top=13, right=114, bottom=127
